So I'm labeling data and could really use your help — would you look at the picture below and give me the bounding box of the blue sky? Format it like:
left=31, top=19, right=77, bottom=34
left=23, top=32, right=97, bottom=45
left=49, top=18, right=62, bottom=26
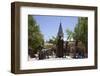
left=33, top=15, right=78, bottom=41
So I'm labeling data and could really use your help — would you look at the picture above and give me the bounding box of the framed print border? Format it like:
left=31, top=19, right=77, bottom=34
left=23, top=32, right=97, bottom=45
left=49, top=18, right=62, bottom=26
left=11, top=2, right=98, bottom=74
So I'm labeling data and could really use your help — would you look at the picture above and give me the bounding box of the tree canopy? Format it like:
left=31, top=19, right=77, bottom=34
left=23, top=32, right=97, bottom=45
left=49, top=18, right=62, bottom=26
left=48, top=36, right=58, bottom=45
left=28, top=15, right=44, bottom=53
left=73, top=17, right=88, bottom=46
left=66, top=28, right=73, bottom=41
left=65, top=17, right=88, bottom=47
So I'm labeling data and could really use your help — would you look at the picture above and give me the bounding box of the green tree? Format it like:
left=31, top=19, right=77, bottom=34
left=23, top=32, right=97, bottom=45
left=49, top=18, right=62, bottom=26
left=66, top=28, right=73, bottom=41
left=28, top=15, right=44, bottom=53
left=48, top=36, right=58, bottom=45
left=73, top=17, right=88, bottom=47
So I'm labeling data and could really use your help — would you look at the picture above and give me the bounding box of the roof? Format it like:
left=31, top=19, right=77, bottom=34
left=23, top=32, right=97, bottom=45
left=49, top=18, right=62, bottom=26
left=57, top=22, right=63, bottom=37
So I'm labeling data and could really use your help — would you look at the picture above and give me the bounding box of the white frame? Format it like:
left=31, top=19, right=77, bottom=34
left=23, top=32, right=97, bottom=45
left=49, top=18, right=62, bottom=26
left=20, top=6, right=95, bottom=70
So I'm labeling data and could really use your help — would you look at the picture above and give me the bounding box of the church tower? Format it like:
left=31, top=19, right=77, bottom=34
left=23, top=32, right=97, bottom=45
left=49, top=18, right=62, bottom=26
left=57, top=22, right=63, bottom=38
left=56, top=22, right=64, bottom=58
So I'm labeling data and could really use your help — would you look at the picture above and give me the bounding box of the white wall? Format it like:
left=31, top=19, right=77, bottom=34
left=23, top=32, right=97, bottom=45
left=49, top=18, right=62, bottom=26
left=0, top=0, right=100, bottom=76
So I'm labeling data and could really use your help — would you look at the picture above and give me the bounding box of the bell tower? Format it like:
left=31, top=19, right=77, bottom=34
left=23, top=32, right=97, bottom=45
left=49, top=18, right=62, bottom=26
left=56, top=22, right=64, bottom=58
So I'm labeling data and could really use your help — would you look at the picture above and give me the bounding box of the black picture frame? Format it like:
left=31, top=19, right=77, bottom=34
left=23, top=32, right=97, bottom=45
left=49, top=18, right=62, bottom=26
left=11, top=2, right=98, bottom=74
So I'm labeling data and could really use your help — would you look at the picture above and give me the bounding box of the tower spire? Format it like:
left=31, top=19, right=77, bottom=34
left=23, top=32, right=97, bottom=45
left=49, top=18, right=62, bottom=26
left=57, top=22, right=63, bottom=37
left=56, top=22, right=64, bottom=58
